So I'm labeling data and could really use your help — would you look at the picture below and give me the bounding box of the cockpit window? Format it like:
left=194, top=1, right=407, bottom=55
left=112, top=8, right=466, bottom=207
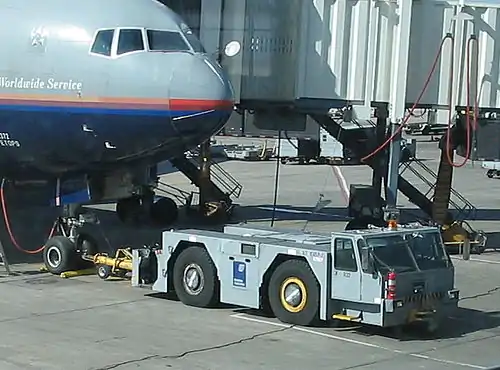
left=146, top=30, right=190, bottom=52
left=90, top=29, right=114, bottom=56
left=117, top=29, right=144, bottom=55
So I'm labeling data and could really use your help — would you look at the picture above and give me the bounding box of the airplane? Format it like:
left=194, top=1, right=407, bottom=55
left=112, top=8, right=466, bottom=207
left=0, top=0, right=235, bottom=273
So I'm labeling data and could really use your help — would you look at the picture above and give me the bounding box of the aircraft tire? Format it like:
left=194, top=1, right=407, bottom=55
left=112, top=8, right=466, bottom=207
left=43, top=236, right=77, bottom=275
left=173, top=246, right=219, bottom=308
left=268, top=259, right=319, bottom=326
left=150, top=197, right=178, bottom=226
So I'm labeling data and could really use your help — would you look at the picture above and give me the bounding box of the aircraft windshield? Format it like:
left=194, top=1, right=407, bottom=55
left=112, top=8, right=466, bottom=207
left=146, top=30, right=190, bottom=52
left=363, top=231, right=450, bottom=273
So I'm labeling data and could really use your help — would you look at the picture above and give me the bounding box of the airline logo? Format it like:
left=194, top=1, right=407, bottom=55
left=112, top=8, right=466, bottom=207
left=0, top=76, right=82, bottom=91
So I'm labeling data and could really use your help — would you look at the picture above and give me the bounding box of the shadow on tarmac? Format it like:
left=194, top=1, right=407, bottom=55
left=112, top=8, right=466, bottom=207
left=231, top=306, right=500, bottom=342
left=354, top=307, right=500, bottom=341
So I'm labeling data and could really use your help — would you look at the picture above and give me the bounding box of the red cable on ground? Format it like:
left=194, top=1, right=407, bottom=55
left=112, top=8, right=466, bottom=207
left=445, top=35, right=478, bottom=168
left=0, top=182, right=56, bottom=254
left=361, top=34, right=453, bottom=163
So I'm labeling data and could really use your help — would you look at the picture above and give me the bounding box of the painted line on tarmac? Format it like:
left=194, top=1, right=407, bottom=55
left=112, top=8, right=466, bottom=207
left=331, top=165, right=350, bottom=203
left=451, top=256, right=500, bottom=265
left=231, top=313, right=486, bottom=369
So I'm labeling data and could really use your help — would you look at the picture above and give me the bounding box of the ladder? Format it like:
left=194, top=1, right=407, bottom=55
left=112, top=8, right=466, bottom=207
left=0, top=239, right=11, bottom=275
left=170, top=155, right=242, bottom=203
left=398, top=154, right=476, bottom=224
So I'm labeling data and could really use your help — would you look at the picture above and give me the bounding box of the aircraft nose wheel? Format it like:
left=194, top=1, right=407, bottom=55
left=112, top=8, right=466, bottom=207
left=43, top=236, right=77, bottom=275
left=47, top=247, right=61, bottom=268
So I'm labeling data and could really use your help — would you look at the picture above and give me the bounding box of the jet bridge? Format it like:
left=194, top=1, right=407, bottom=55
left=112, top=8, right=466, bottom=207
left=163, top=0, right=499, bottom=245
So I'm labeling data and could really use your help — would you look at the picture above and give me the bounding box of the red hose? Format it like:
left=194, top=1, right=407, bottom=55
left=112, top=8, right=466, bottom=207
left=0, top=181, right=56, bottom=254
left=445, top=35, right=478, bottom=167
left=361, top=35, right=453, bottom=162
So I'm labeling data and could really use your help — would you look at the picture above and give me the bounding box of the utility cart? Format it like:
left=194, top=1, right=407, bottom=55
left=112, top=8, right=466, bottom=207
left=482, top=161, right=500, bottom=179
left=131, top=222, right=459, bottom=333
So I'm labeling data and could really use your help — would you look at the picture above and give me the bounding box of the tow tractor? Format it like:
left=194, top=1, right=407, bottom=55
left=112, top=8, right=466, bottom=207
left=123, top=217, right=458, bottom=333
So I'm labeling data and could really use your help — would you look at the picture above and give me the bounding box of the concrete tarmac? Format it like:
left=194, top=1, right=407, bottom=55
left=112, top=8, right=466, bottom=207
left=0, top=255, right=498, bottom=370
left=0, top=135, right=498, bottom=369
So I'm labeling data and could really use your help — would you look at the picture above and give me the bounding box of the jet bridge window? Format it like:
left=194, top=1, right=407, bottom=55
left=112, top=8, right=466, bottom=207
left=334, top=238, right=357, bottom=272
left=117, top=29, right=145, bottom=55
left=146, top=30, right=190, bottom=52
left=90, top=29, right=115, bottom=56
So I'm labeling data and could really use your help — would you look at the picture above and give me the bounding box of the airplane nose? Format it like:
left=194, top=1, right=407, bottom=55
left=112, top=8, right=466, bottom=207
left=202, top=56, right=235, bottom=104
left=169, top=55, right=234, bottom=139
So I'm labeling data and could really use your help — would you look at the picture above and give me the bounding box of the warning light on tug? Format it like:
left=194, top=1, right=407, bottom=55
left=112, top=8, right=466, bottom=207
left=387, top=219, right=398, bottom=229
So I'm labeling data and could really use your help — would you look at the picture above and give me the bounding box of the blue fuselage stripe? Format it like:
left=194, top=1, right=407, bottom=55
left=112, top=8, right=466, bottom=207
left=0, top=104, right=204, bottom=117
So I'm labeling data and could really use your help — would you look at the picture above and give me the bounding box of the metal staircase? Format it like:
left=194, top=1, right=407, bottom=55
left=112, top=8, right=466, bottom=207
left=169, top=155, right=242, bottom=207
left=398, top=154, right=476, bottom=224
left=309, top=113, right=475, bottom=225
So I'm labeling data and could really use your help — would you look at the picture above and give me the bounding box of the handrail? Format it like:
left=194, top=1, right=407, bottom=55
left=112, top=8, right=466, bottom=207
left=399, top=159, right=476, bottom=221
left=171, top=156, right=242, bottom=201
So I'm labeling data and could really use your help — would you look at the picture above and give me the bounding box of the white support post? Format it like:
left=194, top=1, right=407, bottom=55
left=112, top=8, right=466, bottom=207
left=386, top=0, right=413, bottom=208
left=199, top=0, right=223, bottom=55
left=363, top=0, right=379, bottom=114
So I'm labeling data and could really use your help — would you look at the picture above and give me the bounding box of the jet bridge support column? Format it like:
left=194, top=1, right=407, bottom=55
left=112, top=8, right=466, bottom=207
left=372, top=104, right=389, bottom=197
left=386, top=0, right=413, bottom=208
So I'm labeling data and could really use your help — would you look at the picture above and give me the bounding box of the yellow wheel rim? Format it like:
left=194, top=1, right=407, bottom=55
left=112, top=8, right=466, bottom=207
left=280, top=277, right=307, bottom=313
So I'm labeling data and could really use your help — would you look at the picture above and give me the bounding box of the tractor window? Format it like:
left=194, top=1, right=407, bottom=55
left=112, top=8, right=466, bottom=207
left=365, top=235, right=417, bottom=273
left=334, top=238, right=357, bottom=272
left=404, top=232, right=450, bottom=270
left=357, top=239, right=372, bottom=273
left=146, top=30, right=190, bottom=52
left=117, top=29, right=145, bottom=55
left=90, top=29, right=114, bottom=56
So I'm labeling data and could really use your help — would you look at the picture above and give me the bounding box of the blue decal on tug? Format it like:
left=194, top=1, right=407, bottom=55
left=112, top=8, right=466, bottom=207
left=232, top=261, right=246, bottom=287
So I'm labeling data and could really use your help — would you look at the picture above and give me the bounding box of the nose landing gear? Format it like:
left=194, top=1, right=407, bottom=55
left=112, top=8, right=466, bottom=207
left=42, top=205, right=100, bottom=275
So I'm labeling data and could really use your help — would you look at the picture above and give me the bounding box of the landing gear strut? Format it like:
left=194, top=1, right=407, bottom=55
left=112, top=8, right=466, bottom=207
left=115, top=189, right=178, bottom=227
left=43, top=205, right=99, bottom=275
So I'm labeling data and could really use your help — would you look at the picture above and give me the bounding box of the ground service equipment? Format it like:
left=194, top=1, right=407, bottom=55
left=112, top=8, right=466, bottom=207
left=93, top=248, right=133, bottom=280
left=131, top=223, right=459, bottom=333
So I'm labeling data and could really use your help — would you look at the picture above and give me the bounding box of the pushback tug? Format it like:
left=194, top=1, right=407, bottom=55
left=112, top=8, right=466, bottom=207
left=92, top=215, right=460, bottom=332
